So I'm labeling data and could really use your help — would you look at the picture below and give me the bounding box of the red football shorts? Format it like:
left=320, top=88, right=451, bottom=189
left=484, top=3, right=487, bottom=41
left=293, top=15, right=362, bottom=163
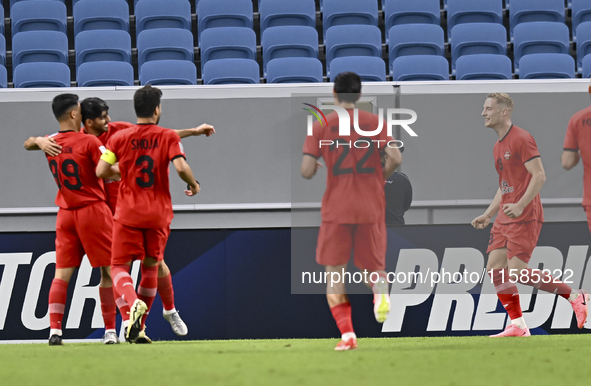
left=55, top=201, right=113, bottom=269
left=111, top=220, right=170, bottom=265
left=486, top=220, right=543, bottom=263
left=584, top=206, right=591, bottom=235
left=316, top=221, right=387, bottom=272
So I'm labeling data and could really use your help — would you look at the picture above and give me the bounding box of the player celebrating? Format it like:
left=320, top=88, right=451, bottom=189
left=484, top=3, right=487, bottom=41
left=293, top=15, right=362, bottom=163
left=472, top=93, right=588, bottom=337
left=301, top=72, right=401, bottom=350
left=96, top=85, right=200, bottom=342
left=23, top=94, right=118, bottom=345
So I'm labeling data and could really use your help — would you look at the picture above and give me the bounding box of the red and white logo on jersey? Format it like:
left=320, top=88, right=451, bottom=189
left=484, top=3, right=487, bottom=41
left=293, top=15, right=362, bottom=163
left=504, top=151, right=511, bottom=160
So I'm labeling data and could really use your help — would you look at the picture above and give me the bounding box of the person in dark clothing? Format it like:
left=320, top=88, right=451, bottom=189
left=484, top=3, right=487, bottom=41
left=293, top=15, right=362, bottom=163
left=385, top=171, right=412, bottom=226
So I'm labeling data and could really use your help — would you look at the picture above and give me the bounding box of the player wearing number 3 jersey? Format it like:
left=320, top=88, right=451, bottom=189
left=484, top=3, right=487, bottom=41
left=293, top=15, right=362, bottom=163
left=301, top=72, right=402, bottom=350
left=96, top=85, right=200, bottom=342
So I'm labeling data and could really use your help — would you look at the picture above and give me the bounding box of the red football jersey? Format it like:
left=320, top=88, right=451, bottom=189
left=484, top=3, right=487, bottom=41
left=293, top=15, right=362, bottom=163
left=45, top=131, right=106, bottom=209
left=303, top=109, right=393, bottom=224
left=106, top=124, right=185, bottom=228
left=564, top=105, right=591, bottom=206
left=493, top=125, right=544, bottom=224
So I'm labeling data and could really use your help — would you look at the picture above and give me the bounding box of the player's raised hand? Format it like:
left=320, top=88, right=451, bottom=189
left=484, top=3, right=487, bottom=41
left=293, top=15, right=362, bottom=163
left=471, top=214, right=491, bottom=229
left=36, top=137, right=62, bottom=157
left=185, top=181, right=200, bottom=196
left=503, top=203, right=523, bottom=219
left=191, top=124, right=215, bottom=137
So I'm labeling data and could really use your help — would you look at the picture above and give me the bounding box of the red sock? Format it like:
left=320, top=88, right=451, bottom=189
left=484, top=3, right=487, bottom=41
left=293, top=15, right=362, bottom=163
left=48, top=278, right=68, bottom=331
left=138, top=264, right=158, bottom=328
left=518, top=268, right=573, bottom=299
left=111, top=265, right=137, bottom=308
left=330, top=302, right=354, bottom=336
left=99, top=286, right=117, bottom=331
left=114, top=286, right=130, bottom=322
left=158, top=273, right=175, bottom=311
left=491, top=268, right=523, bottom=320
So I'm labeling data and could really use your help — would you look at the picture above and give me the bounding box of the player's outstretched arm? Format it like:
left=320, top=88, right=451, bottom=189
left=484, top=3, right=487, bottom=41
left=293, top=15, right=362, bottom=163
left=172, top=157, right=200, bottom=196
left=561, top=149, right=580, bottom=170
left=23, top=136, right=62, bottom=156
left=383, top=146, right=402, bottom=179
left=174, top=124, right=215, bottom=139
left=301, top=155, right=322, bottom=179
left=503, top=157, right=546, bottom=219
left=471, top=188, right=501, bottom=229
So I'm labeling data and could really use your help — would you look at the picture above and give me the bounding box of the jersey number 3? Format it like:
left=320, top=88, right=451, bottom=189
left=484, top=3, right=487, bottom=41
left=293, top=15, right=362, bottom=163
left=49, top=159, right=82, bottom=190
left=136, top=155, right=155, bottom=188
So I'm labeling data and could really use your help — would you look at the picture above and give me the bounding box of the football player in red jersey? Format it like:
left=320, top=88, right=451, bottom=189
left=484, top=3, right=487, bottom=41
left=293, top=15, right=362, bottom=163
left=301, top=73, right=402, bottom=350
left=25, top=97, right=214, bottom=340
left=96, top=85, right=200, bottom=342
left=472, top=93, right=588, bottom=337
left=23, top=94, right=119, bottom=345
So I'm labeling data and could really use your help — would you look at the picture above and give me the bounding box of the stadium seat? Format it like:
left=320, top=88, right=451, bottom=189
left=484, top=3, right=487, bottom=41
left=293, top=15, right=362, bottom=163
left=73, top=0, right=130, bottom=36
left=323, top=0, right=379, bottom=40
left=266, top=57, right=323, bottom=83
left=135, top=0, right=191, bottom=37
left=75, top=30, right=131, bottom=69
left=77, top=61, right=134, bottom=87
left=197, top=0, right=253, bottom=40
left=513, top=22, right=569, bottom=71
left=329, top=57, right=386, bottom=82
left=455, top=54, right=512, bottom=80
left=0, top=4, right=4, bottom=36
left=325, top=25, right=382, bottom=73
left=391, top=55, right=449, bottom=81
left=262, top=26, right=318, bottom=73
left=12, top=31, right=68, bottom=68
left=451, top=23, right=507, bottom=72
left=200, top=27, right=256, bottom=70
left=384, top=0, right=440, bottom=40
left=259, top=0, right=315, bottom=34
left=582, top=54, right=591, bottom=78
left=140, top=60, right=197, bottom=85
left=0, top=65, right=6, bottom=88
left=510, top=0, right=565, bottom=38
left=519, top=53, right=575, bottom=79
left=573, top=0, right=591, bottom=40
left=137, top=28, right=194, bottom=70
left=447, top=0, right=503, bottom=41
left=0, top=35, right=5, bottom=67
left=577, top=22, right=591, bottom=71
left=13, top=62, right=70, bottom=88
left=11, top=1, right=67, bottom=36
left=202, top=59, right=260, bottom=85
left=388, top=24, right=444, bottom=72
left=10, top=0, right=65, bottom=10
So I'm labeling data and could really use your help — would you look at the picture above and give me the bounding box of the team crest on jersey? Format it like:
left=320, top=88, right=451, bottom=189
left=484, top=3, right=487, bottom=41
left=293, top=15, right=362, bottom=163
left=504, top=151, right=511, bottom=160
left=501, top=179, right=514, bottom=194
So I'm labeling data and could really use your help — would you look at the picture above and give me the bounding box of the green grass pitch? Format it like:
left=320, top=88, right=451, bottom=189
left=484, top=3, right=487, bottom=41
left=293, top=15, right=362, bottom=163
left=2, top=335, right=591, bottom=386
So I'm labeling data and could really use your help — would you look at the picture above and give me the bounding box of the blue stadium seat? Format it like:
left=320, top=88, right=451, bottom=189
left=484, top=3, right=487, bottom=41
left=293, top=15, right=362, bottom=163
left=384, top=0, right=440, bottom=40
left=0, top=4, right=4, bottom=36
left=388, top=24, right=444, bottom=72
left=73, top=0, right=129, bottom=36
left=259, top=0, right=315, bottom=34
left=573, top=0, right=591, bottom=40
left=329, top=56, right=386, bottom=82
left=77, top=61, right=134, bottom=87
left=202, top=59, right=260, bottom=85
left=392, top=55, right=449, bottom=81
left=451, top=23, right=507, bottom=72
left=513, top=22, right=569, bottom=71
left=262, top=26, right=318, bottom=73
left=519, top=53, right=575, bottom=79
left=140, top=60, right=197, bottom=85
left=582, top=55, right=591, bottom=78
left=0, top=65, right=6, bottom=88
left=11, top=1, right=67, bottom=37
left=135, top=0, right=191, bottom=37
left=0, top=35, right=5, bottom=67
left=137, top=28, right=194, bottom=70
left=75, top=30, right=131, bottom=69
left=13, top=62, right=70, bottom=88
left=577, top=22, right=591, bottom=71
left=266, top=57, right=323, bottom=83
left=447, top=0, right=503, bottom=41
left=510, top=0, right=565, bottom=38
left=323, top=0, right=378, bottom=40
left=10, top=0, right=65, bottom=10
left=12, top=31, right=68, bottom=68
left=325, top=25, right=382, bottom=73
left=200, top=27, right=256, bottom=69
left=197, top=0, right=253, bottom=40
left=455, top=54, right=512, bottom=80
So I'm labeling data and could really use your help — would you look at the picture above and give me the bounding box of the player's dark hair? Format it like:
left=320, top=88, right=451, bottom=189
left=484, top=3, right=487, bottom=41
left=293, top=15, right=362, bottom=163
left=52, top=94, right=79, bottom=121
left=333, top=72, right=362, bottom=103
left=134, top=85, right=163, bottom=118
left=81, top=97, right=109, bottom=122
